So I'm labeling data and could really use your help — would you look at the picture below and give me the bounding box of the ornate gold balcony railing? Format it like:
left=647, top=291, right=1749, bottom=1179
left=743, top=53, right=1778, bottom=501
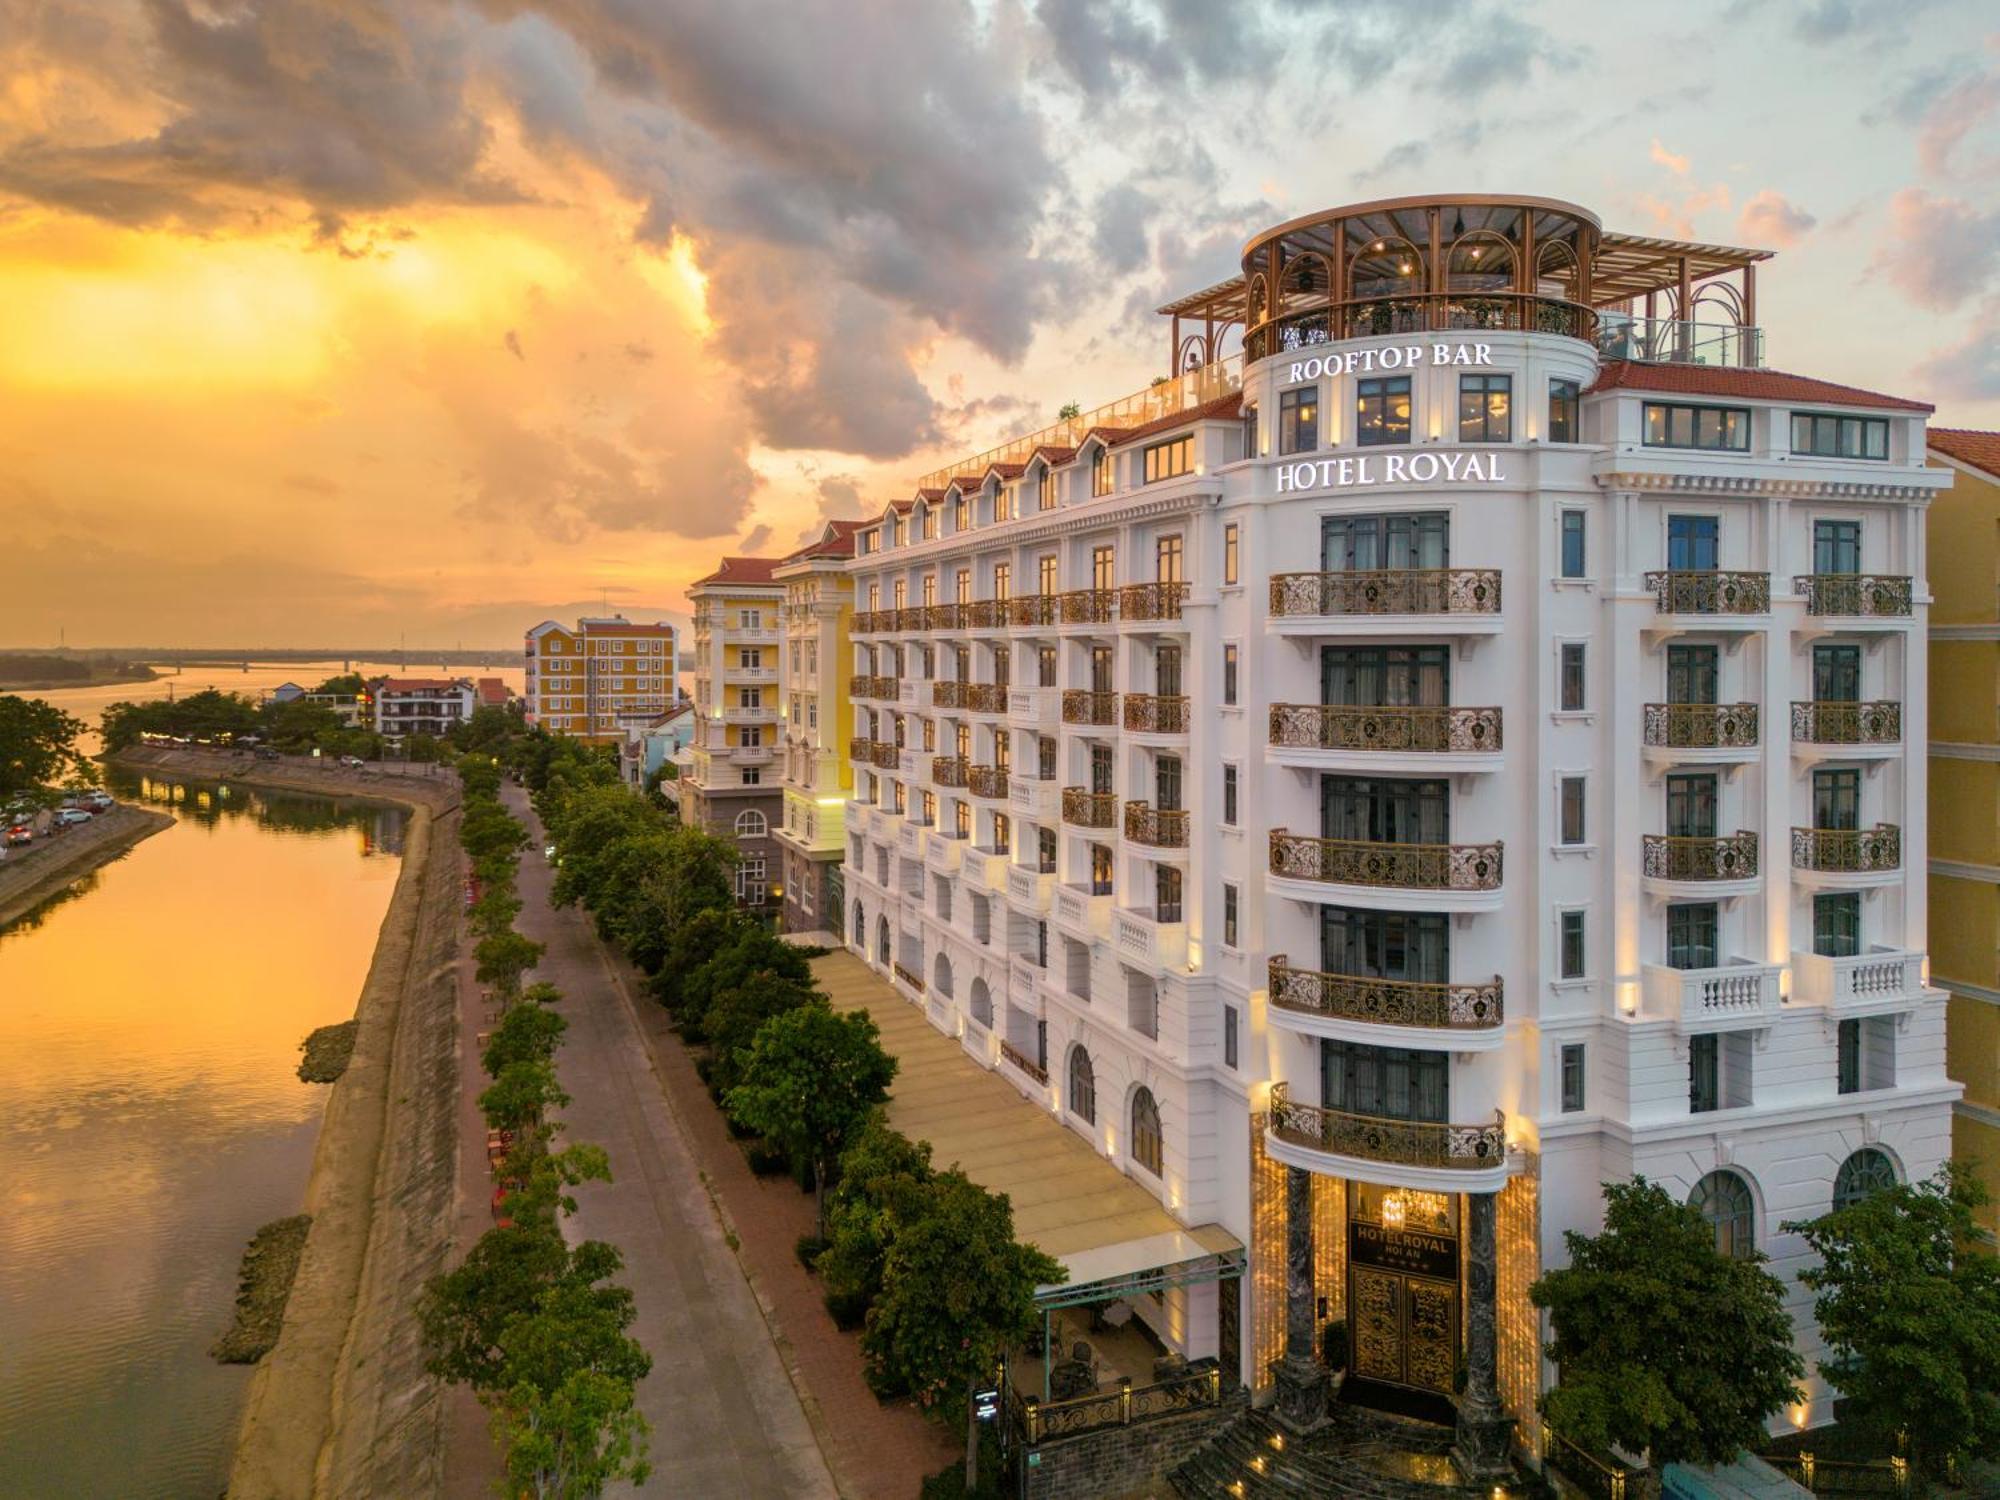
left=1795, top=574, right=1913, bottom=617
left=1641, top=830, right=1758, bottom=880
left=932, top=680, right=966, bottom=708
left=999, top=1039, right=1047, bottom=1085
left=1267, top=956, right=1502, bottom=1030
left=1790, top=700, right=1901, bottom=744
left=1058, top=588, right=1118, bottom=625
left=968, top=765, right=1010, bottom=799
left=892, top=962, right=925, bottom=993
left=965, top=599, right=1005, bottom=629
left=1640, top=702, right=1759, bottom=748
left=1267, top=830, right=1502, bottom=892
left=852, top=610, right=883, bottom=634
left=847, top=673, right=873, bottom=699
left=931, top=755, right=969, bottom=788
left=1061, top=787, right=1117, bottom=828
left=1123, top=694, right=1190, bottom=734
left=964, top=683, right=1008, bottom=714
left=1009, top=594, right=1058, bottom=627
left=1269, top=703, right=1501, bottom=753
left=895, top=607, right=927, bottom=632
left=927, top=602, right=966, bottom=631
left=1644, top=570, right=1770, bottom=615
left=870, top=741, right=901, bottom=769
left=1268, top=1083, right=1506, bottom=1171
left=1269, top=568, right=1501, bottom=617
left=1792, top=824, right=1901, bottom=872
left=1123, top=801, right=1189, bottom=848
left=1119, top=581, right=1189, bottom=622
left=1061, top=689, right=1118, bottom=726
left=847, top=736, right=878, bottom=764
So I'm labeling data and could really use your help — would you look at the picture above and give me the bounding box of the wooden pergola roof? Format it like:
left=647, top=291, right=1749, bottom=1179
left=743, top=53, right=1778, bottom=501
left=1591, top=231, right=1772, bottom=305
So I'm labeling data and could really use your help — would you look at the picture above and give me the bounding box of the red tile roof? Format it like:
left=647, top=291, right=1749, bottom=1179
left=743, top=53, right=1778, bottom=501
left=979, top=461, right=1026, bottom=482
left=1027, top=445, right=1078, bottom=467
left=475, top=677, right=512, bottom=705
left=785, top=519, right=864, bottom=560
left=377, top=677, right=467, bottom=693
left=581, top=619, right=675, bottom=636
left=692, top=556, right=783, bottom=586
left=1929, top=428, right=2000, bottom=479
left=1107, top=390, right=1247, bottom=448
left=1585, top=361, right=1933, bottom=413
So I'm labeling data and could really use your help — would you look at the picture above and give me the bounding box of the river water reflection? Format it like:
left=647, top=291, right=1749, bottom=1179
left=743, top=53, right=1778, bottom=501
left=0, top=768, right=405, bottom=1498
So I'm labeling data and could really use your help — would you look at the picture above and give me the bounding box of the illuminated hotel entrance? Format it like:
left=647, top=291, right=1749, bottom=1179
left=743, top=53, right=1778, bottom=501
left=1347, top=1184, right=1459, bottom=1396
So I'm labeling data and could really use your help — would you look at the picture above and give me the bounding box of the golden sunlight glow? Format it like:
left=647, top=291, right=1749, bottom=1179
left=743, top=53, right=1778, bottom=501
left=637, top=233, right=712, bottom=333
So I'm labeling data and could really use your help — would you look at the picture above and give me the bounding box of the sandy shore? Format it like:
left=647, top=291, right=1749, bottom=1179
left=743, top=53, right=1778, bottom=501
left=112, top=747, right=465, bottom=1500
left=0, top=803, right=175, bottom=930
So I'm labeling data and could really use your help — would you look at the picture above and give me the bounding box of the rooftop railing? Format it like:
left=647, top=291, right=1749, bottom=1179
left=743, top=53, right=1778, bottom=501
left=1595, top=313, right=1764, bottom=369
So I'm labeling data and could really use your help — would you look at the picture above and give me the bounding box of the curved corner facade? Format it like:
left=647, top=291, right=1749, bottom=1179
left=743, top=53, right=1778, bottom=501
left=821, top=192, right=1956, bottom=1452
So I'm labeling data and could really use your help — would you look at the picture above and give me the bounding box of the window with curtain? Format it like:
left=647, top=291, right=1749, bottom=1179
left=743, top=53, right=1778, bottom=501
left=1813, top=643, right=1861, bottom=701
left=1321, top=1040, right=1449, bottom=1122
left=1279, top=385, right=1319, bottom=455
left=1131, top=1088, right=1162, bottom=1175
left=1814, top=893, right=1860, bottom=958
left=1068, top=1046, right=1096, bottom=1123
left=1667, top=644, right=1718, bottom=704
left=1458, top=372, right=1512, bottom=442
left=1549, top=379, right=1579, bottom=444
left=1322, top=512, right=1448, bottom=571
left=1813, top=768, right=1860, bottom=831
left=1356, top=376, right=1412, bottom=446
left=1321, top=645, right=1448, bottom=707
left=1667, top=902, right=1718, bottom=970
left=1320, top=907, right=1448, bottom=982
left=1813, top=518, right=1863, bottom=574
left=1320, top=776, right=1448, bottom=845
left=1666, top=773, right=1718, bottom=838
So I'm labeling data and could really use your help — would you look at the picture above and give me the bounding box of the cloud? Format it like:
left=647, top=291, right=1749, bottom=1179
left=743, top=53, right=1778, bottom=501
left=1871, top=187, right=2000, bottom=311
left=1916, top=66, right=2000, bottom=176
left=1651, top=138, right=1691, bottom=176
left=1357, top=139, right=1430, bottom=184
left=1914, top=297, right=2000, bottom=401
left=1793, top=0, right=1939, bottom=44
left=1092, top=183, right=1154, bottom=276
left=1429, top=12, right=1581, bottom=99
left=1737, top=190, right=1816, bottom=247
left=503, top=329, right=524, bottom=360
left=737, top=522, right=773, bottom=552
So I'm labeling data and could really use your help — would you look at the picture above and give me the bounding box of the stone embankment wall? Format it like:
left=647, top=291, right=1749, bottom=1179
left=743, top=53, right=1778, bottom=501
left=113, top=748, right=464, bottom=1500
left=0, top=802, right=174, bottom=929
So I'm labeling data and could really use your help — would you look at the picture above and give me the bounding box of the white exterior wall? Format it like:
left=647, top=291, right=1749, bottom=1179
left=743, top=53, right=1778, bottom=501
left=837, top=323, right=1957, bottom=1422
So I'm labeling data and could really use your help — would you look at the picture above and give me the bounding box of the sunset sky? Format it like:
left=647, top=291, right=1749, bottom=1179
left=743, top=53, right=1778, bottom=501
left=1, top=0, right=1996, bottom=648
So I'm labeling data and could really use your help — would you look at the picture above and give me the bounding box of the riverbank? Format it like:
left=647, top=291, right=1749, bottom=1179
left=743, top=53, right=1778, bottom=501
left=0, top=661, right=158, bottom=691
left=111, top=747, right=464, bottom=1499
left=0, top=803, right=175, bottom=930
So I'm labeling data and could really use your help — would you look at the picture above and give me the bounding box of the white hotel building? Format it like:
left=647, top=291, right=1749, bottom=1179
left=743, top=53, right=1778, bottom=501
left=836, top=194, right=1957, bottom=1465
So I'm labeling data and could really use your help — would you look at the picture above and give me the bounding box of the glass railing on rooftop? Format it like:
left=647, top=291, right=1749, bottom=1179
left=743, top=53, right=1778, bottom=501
left=1596, top=313, right=1763, bottom=369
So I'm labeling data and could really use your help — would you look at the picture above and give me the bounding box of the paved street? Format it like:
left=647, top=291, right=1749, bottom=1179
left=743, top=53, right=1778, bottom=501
left=493, top=785, right=838, bottom=1498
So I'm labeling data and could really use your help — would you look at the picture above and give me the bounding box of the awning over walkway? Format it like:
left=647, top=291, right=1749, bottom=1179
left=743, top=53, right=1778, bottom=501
left=812, top=952, right=1243, bottom=1304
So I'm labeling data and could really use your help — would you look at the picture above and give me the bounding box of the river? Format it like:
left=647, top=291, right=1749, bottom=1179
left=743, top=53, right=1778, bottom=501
left=0, top=767, right=410, bottom=1497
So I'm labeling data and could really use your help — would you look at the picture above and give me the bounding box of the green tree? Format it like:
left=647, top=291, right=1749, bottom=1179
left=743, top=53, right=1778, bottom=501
left=483, top=1003, right=568, bottom=1079
left=476, top=929, right=546, bottom=996
left=480, top=1057, right=570, bottom=1135
left=676, top=917, right=814, bottom=1038
left=817, top=1116, right=935, bottom=1325
left=0, top=695, right=93, bottom=796
left=725, top=1003, right=897, bottom=1233
left=1531, top=1177, right=1803, bottom=1466
left=702, top=969, right=820, bottom=1096
left=315, top=672, right=366, bottom=696
left=862, top=1171, right=1064, bottom=1422
left=451, top=703, right=525, bottom=755
left=100, top=687, right=261, bottom=749
left=498, top=1366, right=652, bottom=1500
left=1785, top=1163, right=2000, bottom=1482
left=403, top=732, right=444, bottom=763
left=469, top=883, right=525, bottom=941
left=259, top=698, right=345, bottom=752
left=463, top=801, right=531, bottom=863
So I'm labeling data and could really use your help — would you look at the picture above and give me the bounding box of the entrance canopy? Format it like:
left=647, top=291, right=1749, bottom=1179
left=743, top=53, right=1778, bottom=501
left=812, top=951, right=1243, bottom=1309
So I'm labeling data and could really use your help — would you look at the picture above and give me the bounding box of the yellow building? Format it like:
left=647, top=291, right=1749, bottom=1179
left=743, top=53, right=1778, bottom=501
left=684, top=558, right=786, bottom=910
left=773, top=521, right=863, bottom=936
left=524, top=615, right=677, bottom=743
left=1927, top=427, right=2000, bottom=1237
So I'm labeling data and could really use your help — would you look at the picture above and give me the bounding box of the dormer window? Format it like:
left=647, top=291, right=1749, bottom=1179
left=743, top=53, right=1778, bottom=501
left=1039, top=466, right=1058, bottom=511
left=919, top=505, right=935, bottom=540
left=994, top=483, right=1012, bottom=523
left=954, top=493, right=969, bottom=531
left=1092, top=445, right=1114, bottom=497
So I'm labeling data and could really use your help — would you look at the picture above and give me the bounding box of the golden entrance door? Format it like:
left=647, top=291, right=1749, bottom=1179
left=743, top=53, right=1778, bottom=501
left=1349, top=1265, right=1458, bottom=1394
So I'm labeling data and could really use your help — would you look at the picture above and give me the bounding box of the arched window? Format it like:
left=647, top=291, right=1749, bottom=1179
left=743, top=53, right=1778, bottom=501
left=1068, top=1045, right=1096, bottom=1125
left=1833, top=1148, right=1898, bottom=1211
left=933, top=952, right=954, bottom=999
left=1131, top=1088, right=1162, bottom=1177
left=969, top=976, right=993, bottom=1028
left=852, top=901, right=865, bottom=947
left=876, top=916, right=890, bottom=965
left=735, top=809, right=767, bottom=837
left=1689, top=1170, right=1756, bottom=1259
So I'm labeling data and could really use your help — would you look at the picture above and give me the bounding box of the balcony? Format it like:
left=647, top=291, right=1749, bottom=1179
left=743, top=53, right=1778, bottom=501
left=852, top=610, right=884, bottom=634
left=895, top=607, right=927, bottom=633
left=1268, top=569, right=1502, bottom=637
left=968, top=765, right=1010, bottom=800
left=1594, top=312, right=1763, bottom=369
left=1008, top=775, right=1058, bottom=820
left=1641, top=959, right=1783, bottom=1034
left=926, top=831, right=966, bottom=875
left=1791, top=825, right=1902, bottom=883
left=1643, top=570, right=1770, bottom=618
left=1266, top=1083, right=1509, bottom=1193
left=1113, top=905, right=1187, bottom=969
left=1267, top=956, right=1503, bottom=1047
left=847, top=736, right=881, bottom=765
left=1268, top=703, right=1502, bottom=773
left=1007, top=686, right=1059, bottom=731
left=1061, top=787, right=1117, bottom=829
left=1053, top=881, right=1113, bottom=938
left=1791, top=700, right=1902, bottom=758
left=725, top=663, right=777, bottom=682
left=1123, top=801, right=1189, bottom=849
left=1795, top=574, right=1913, bottom=618
left=1119, top=581, right=1188, bottom=624
left=847, top=674, right=894, bottom=700
left=961, top=599, right=1002, bottom=630
left=1790, top=947, right=1928, bottom=1015
left=725, top=703, right=777, bottom=723
left=998, top=1038, right=1048, bottom=1085
left=1005, top=863, right=1056, bottom=913
left=1267, top=830, right=1503, bottom=911
left=1640, top=703, right=1760, bottom=763
left=731, top=744, right=774, bottom=765
left=1061, top=689, right=1118, bottom=728
left=1640, top=831, right=1759, bottom=892
left=1256, top=294, right=1595, bottom=358
left=870, top=741, right=901, bottom=770
left=1008, top=594, right=1058, bottom=630
left=964, top=683, right=1008, bottom=715
left=931, top=755, right=969, bottom=788
left=932, top=681, right=966, bottom=709
left=1123, top=694, right=1189, bottom=735
left=1058, top=588, right=1118, bottom=627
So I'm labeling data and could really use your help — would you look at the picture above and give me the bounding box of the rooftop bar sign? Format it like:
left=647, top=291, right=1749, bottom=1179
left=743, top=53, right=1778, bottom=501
left=1286, top=341, right=1494, bottom=384
left=1275, top=449, right=1509, bottom=491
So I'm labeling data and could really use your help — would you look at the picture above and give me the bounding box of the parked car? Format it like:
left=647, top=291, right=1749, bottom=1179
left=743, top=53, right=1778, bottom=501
left=337, top=755, right=366, bottom=768
left=53, top=808, right=92, bottom=827
left=256, top=747, right=282, bottom=761
left=81, top=791, right=114, bottom=812
left=5, top=825, right=32, bottom=847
